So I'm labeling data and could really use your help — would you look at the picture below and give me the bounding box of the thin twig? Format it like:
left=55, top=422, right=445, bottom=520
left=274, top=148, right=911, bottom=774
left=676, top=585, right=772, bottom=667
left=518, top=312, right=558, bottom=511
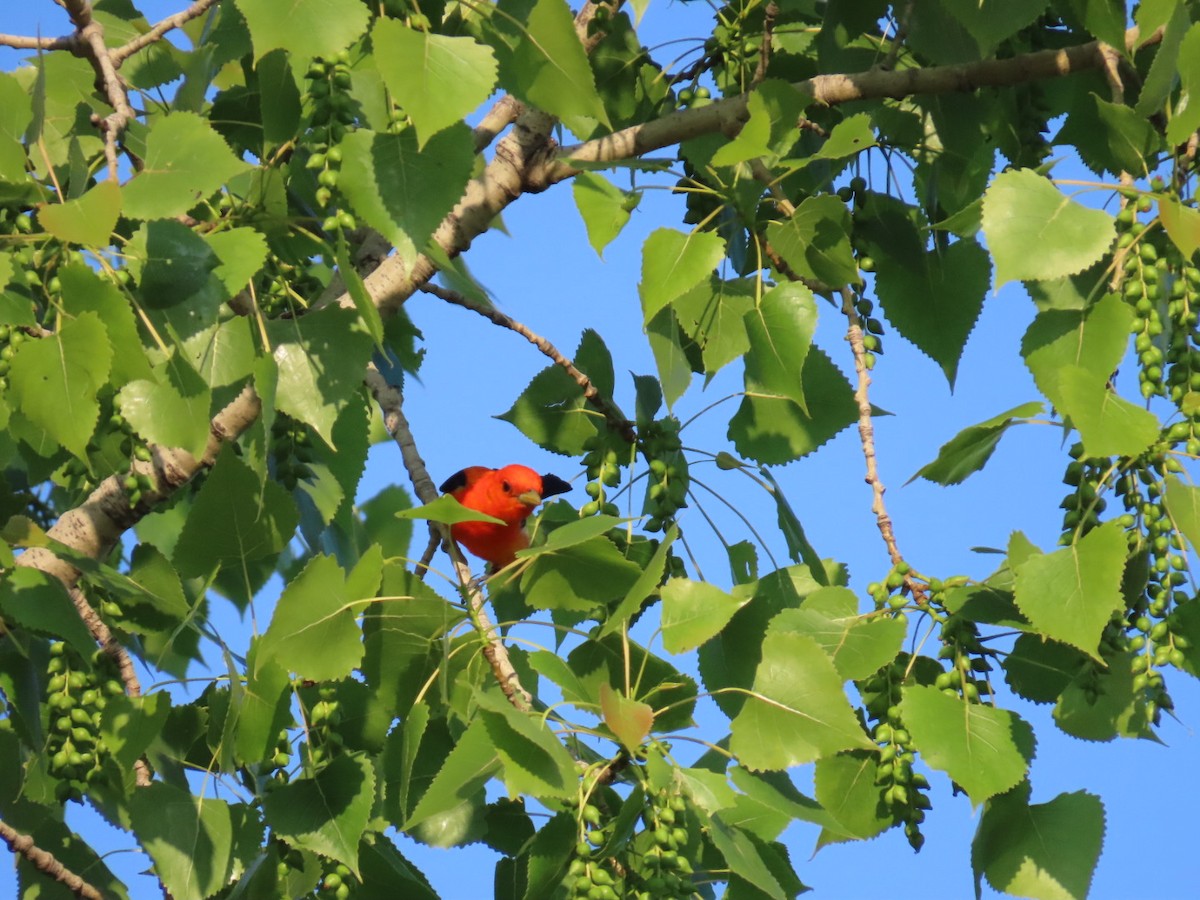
left=473, top=94, right=525, bottom=153
left=364, top=364, right=533, bottom=711
left=0, top=816, right=104, bottom=900
left=752, top=1, right=778, bottom=87
left=881, top=0, right=915, bottom=71
left=839, top=287, right=921, bottom=599
left=420, top=282, right=636, bottom=443
left=110, top=0, right=222, bottom=64
left=0, top=33, right=76, bottom=51
left=67, top=585, right=152, bottom=787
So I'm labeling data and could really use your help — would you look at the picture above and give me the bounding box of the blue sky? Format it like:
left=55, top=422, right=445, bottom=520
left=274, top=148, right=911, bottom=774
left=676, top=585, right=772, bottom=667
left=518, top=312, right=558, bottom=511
left=2, top=2, right=1199, bottom=898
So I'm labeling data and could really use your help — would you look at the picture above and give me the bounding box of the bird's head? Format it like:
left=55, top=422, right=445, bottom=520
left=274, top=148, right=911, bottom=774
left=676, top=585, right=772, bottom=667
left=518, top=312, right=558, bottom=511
left=486, top=464, right=571, bottom=523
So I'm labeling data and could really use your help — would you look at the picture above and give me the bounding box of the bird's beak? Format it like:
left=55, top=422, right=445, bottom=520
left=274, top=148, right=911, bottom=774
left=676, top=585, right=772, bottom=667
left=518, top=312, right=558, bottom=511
left=517, top=489, right=542, bottom=506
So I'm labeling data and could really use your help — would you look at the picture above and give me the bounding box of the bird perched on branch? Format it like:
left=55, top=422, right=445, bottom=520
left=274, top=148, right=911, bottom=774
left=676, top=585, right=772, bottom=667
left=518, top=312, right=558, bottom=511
left=439, top=464, right=571, bottom=569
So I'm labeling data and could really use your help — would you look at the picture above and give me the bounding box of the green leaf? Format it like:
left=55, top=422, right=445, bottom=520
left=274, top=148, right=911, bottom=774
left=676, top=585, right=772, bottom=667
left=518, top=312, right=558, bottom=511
left=1166, top=23, right=1200, bottom=146
left=234, top=0, right=369, bottom=61
left=757, top=469, right=826, bottom=580
left=640, top=228, right=727, bottom=322
left=0, top=566, right=97, bottom=654
left=1062, top=0, right=1127, bottom=49
left=742, top=283, right=818, bottom=412
left=234, top=647, right=292, bottom=765
left=671, top=276, right=755, bottom=377
left=257, top=554, right=362, bottom=681
left=37, top=180, right=121, bottom=247
left=708, top=816, right=786, bottom=900
left=645, top=306, right=694, bottom=409
left=973, top=783, right=1105, bottom=900
left=522, top=812, right=575, bottom=900
left=336, top=125, right=475, bottom=269
left=206, top=226, right=269, bottom=300
left=814, top=750, right=892, bottom=847
left=8, top=311, right=111, bottom=460
left=263, top=752, right=374, bottom=876
left=122, top=112, right=249, bottom=219
left=102, top=691, right=173, bottom=773
left=765, top=195, right=860, bottom=288
left=476, top=689, right=577, bottom=799
left=1003, top=633, right=1086, bottom=704
left=941, top=0, right=1049, bottom=51
left=266, top=305, right=374, bottom=449
left=874, top=237, right=990, bottom=386
left=358, top=833, right=439, bottom=900
left=363, top=567, right=462, bottom=728
left=572, top=171, right=638, bottom=257
left=172, top=446, right=299, bottom=603
left=1055, top=93, right=1162, bottom=177
left=983, top=169, right=1115, bottom=287
left=0, top=72, right=32, bottom=182
left=58, top=263, right=153, bottom=386
left=900, top=684, right=1034, bottom=804
left=729, top=345, right=857, bottom=465
left=773, top=591, right=906, bottom=681
left=492, top=0, right=611, bottom=134
left=568, top=635, right=697, bottom=732
left=497, top=329, right=615, bottom=455
left=711, top=80, right=805, bottom=168
left=1056, top=366, right=1160, bottom=458
left=600, top=525, right=677, bottom=637
left=520, top=536, right=642, bottom=612
left=405, top=718, right=501, bottom=830
left=117, top=367, right=212, bottom=459
left=396, top=494, right=504, bottom=526
left=809, top=112, right=877, bottom=163
left=1021, top=293, right=1133, bottom=409
left=599, top=682, right=655, bottom=753
left=519, top=515, right=628, bottom=555
left=1053, top=650, right=1154, bottom=741
left=1011, top=524, right=1127, bottom=659
left=660, top=578, right=748, bottom=654
left=130, top=783, right=235, bottom=900
left=1160, top=195, right=1200, bottom=261
left=1164, top=475, right=1200, bottom=553
left=729, top=630, right=871, bottom=771
left=913, top=401, right=1044, bottom=485
left=1135, top=0, right=1190, bottom=117
left=373, top=20, right=498, bottom=148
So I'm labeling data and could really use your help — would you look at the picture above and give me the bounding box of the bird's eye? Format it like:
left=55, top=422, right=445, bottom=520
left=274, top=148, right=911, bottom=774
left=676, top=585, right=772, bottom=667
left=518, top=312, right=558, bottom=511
left=501, top=480, right=511, bottom=493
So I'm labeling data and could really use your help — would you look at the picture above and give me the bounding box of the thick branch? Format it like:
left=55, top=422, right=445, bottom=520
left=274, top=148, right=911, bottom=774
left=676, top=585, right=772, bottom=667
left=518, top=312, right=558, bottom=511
left=530, top=26, right=1160, bottom=188
left=0, top=33, right=77, bottom=51
left=364, top=366, right=532, bottom=711
left=420, top=283, right=635, bottom=443
left=0, top=817, right=103, bottom=900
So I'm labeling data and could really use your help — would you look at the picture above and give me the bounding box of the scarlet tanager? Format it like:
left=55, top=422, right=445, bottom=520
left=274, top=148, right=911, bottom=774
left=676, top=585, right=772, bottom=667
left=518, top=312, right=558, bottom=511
left=439, top=464, right=571, bottom=568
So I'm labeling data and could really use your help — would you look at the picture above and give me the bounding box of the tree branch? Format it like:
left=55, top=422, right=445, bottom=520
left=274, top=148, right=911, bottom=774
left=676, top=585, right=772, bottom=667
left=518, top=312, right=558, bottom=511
left=61, top=0, right=135, bottom=179
left=0, top=816, right=104, bottom=900
left=110, top=0, right=222, bottom=64
left=364, top=365, right=532, bottom=711
left=530, top=25, right=1162, bottom=189
left=420, top=282, right=635, bottom=443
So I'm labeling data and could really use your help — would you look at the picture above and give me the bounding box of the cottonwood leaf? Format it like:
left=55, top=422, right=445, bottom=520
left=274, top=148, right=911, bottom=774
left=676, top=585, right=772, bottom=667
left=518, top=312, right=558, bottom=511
left=256, top=554, right=363, bottom=681
left=8, top=311, right=111, bottom=461
left=900, top=684, right=1034, bottom=805
left=1011, top=523, right=1127, bottom=660
left=660, top=578, right=747, bottom=654
left=263, top=753, right=374, bottom=876
left=973, top=783, right=1105, bottom=900
left=983, top=169, right=1115, bottom=287
left=373, top=20, right=497, bottom=148
left=234, top=0, right=369, bottom=61
left=38, top=181, right=121, bottom=247
left=129, top=783, right=234, bottom=900
left=122, top=112, right=248, bottom=219
left=729, top=631, right=871, bottom=771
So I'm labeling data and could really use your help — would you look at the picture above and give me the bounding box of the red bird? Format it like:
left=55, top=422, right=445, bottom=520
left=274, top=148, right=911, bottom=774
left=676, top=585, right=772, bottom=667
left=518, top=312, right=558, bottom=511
left=439, top=464, right=571, bottom=568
